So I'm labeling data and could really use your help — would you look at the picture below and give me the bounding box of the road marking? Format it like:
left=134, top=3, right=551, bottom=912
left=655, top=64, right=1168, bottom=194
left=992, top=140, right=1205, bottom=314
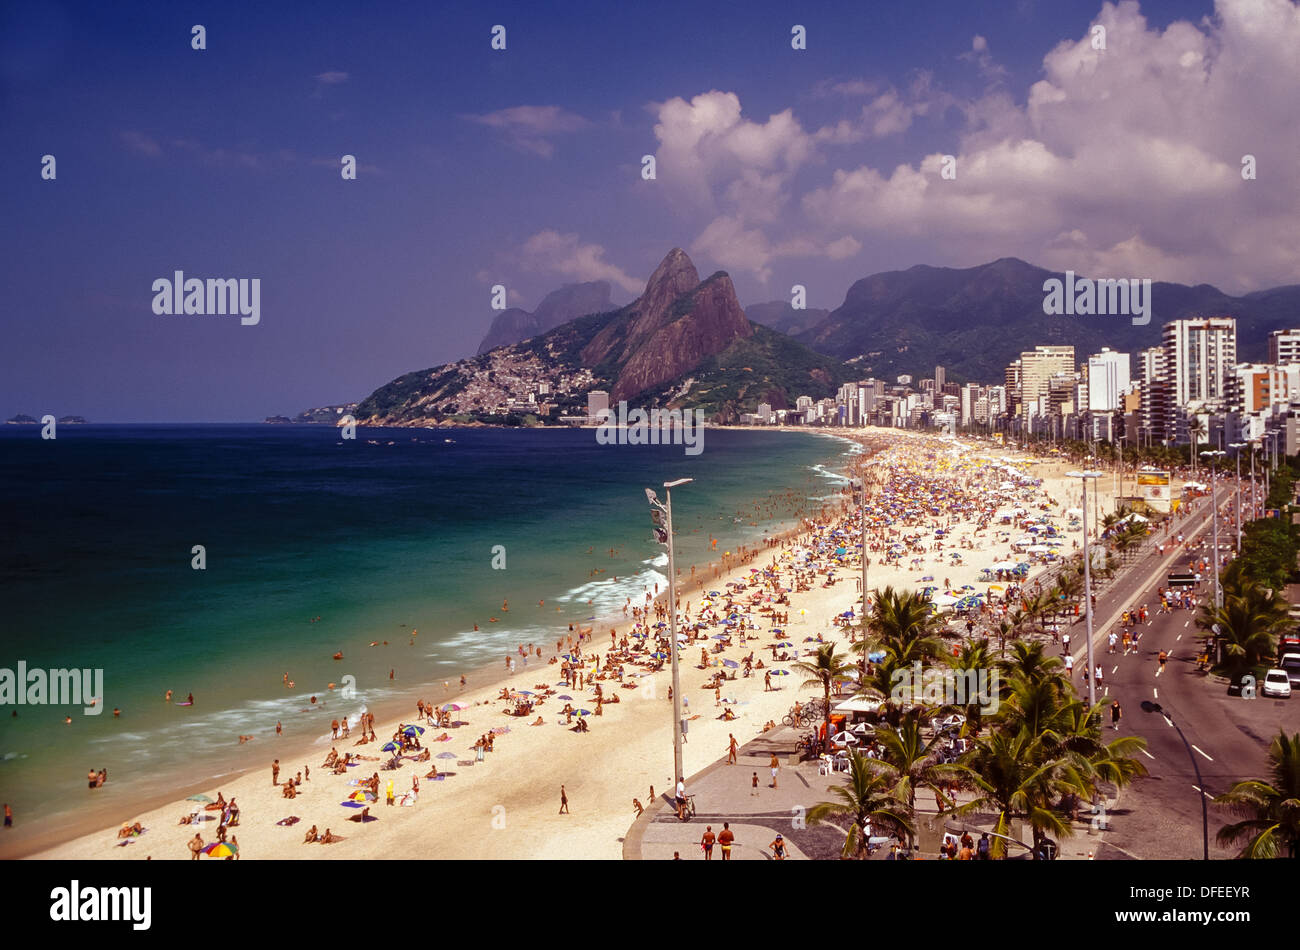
left=1140, top=748, right=1155, bottom=759
left=1191, top=785, right=1213, bottom=799
left=1176, top=634, right=1182, bottom=642
left=1111, top=665, right=1118, bottom=675
left=1183, top=621, right=1189, bottom=627
left=1153, top=687, right=1158, bottom=699
left=1192, top=745, right=1213, bottom=762
left=1103, top=686, right=1109, bottom=696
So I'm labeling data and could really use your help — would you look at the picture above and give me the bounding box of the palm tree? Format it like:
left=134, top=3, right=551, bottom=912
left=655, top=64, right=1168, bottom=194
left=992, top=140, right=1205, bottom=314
left=1189, top=416, right=1207, bottom=475
left=792, top=642, right=854, bottom=752
left=998, top=640, right=1064, bottom=687
left=951, top=729, right=1075, bottom=859
left=1214, top=730, right=1300, bottom=858
left=1197, top=584, right=1291, bottom=679
left=854, top=586, right=944, bottom=667
left=872, top=708, right=954, bottom=849
left=949, top=638, right=995, bottom=730
left=807, top=751, right=914, bottom=859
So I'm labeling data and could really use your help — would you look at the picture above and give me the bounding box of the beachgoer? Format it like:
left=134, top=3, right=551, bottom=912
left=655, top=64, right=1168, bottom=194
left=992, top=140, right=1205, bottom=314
left=718, top=822, right=735, bottom=861
left=559, top=785, right=569, bottom=814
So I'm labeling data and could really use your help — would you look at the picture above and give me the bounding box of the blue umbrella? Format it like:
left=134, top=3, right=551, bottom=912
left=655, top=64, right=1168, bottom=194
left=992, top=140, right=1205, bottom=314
left=867, top=651, right=886, bottom=662
left=770, top=669, right=791, bottom=677
left=381, top=741, right=402, bottom=753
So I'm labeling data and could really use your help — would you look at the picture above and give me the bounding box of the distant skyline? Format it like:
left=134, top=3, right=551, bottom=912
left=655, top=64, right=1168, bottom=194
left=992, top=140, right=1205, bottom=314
left=4, top=0, right=1298, bottom=421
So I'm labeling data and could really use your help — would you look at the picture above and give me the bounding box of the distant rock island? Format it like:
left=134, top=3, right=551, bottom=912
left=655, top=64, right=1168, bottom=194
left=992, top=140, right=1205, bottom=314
left=5, top=414, right=87, bottom=424
left=264, top=403, right=358, bottom=425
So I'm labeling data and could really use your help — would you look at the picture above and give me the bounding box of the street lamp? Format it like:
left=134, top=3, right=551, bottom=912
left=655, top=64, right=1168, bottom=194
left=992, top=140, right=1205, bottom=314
left=645, top=477, right=693, bottom=790
left=1066, top=470, right=1103, bottom=707
left=850, top=476, right=870, bottom=634
left=1140, top=701, right=1210, bottom=860
left=1228, top=442, right=1246, bottom=554
left=1201, top=450, right=1225, bottom=609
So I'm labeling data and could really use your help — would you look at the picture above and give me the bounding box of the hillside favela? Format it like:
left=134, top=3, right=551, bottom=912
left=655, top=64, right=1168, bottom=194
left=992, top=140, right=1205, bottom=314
left=2, top=0, right=1297, bottom=931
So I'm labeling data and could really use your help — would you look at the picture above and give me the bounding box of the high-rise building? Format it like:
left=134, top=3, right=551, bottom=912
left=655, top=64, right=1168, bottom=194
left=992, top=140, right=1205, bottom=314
left=1162, top=318, right=1236, bottom=408
left=1019, top=346, right=1075, bottom=419
left=1268, top=329, right=1300, bottom=365
left=934, top=365, right=945, bottom=392
left=587, top=390, right=609, bottom=423
left=1087, top=348, right=1131, bottom=412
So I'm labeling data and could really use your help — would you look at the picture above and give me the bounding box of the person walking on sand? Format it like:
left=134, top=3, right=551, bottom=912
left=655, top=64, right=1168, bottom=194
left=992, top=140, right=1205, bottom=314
left=727, top=733, right=738, bottom=765
left=271, top=759, right=280, bottom=786
left=559, top=785, right=569, bottom=814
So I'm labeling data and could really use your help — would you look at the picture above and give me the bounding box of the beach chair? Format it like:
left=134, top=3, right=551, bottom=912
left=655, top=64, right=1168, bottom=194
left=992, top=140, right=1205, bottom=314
left=817, top=755, right=833, bottom=776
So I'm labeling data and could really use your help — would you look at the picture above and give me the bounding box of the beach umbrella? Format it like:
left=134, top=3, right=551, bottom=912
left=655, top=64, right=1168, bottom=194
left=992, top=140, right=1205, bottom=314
left=770, top=669, right=791, bottom=677
left=347, top=790, right=375, bottom=802
left=650, top=651, right=668, bottom=660
left=187, top=794, right=214, bottom=803
left=440, top=703, right=465, bottom=712
left=775, top=641, right=793, bottom=648
left=201, top=842, right=237, bottom=858
left=340, top=800, right=366, bottom=808
left=515, top=690, right=534, bottom=696
left=381, top=741, right=403, bottom=753
left=436, top=751, right=456, bottom=762
left=401, top=725, right=425, bottom=736
left=574, top=709, right=593, bottom=716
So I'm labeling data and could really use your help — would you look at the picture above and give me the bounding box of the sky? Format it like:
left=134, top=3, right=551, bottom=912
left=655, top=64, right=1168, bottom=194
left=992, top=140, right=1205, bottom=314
left=3, top=0, right=1298, bottom=421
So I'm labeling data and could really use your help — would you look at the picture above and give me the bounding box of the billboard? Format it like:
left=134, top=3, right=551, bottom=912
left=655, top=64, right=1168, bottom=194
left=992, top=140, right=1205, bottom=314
left=1136, top=469, right=1171, bottom=513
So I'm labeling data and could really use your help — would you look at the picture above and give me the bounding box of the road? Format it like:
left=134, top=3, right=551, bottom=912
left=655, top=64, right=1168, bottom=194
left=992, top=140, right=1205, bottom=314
left=1066, top=482, right=1297, bottom=860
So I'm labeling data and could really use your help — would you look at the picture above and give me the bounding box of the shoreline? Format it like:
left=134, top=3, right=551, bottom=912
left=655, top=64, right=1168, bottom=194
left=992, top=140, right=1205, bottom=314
left=23, top=428, right=1104, bottom=860
left=7, top=430, right=863, bottom=858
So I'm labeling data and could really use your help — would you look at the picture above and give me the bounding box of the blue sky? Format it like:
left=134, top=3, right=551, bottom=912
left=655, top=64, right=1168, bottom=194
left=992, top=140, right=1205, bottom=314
left=6, top=0, right=1297, bottom=421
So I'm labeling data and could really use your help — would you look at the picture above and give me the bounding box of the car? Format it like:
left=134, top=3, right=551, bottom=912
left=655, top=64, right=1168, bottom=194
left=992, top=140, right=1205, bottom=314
left=1280, top=654, right=1300, bottom=689
left=1277, top=635, right=1300, bottom=662
left=1262, top=669, right=1292, bottom=698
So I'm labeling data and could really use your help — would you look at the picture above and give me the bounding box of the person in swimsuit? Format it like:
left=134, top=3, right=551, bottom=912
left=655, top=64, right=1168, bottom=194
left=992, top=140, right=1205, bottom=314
left=701, top=826, right=716, bottom=860
left=770, top=834, right=786, bottom=860
left=718, top=822, right=734, bottom=861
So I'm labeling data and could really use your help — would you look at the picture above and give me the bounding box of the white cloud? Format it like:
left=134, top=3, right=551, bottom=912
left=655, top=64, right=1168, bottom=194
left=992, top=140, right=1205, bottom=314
left=314, top=71, right=349, bottom=84
left=798, top=0, right=1300, bottom=291
left=519, top=230, right=643, bottom=296
left=464, top=105, right=589, bottom=158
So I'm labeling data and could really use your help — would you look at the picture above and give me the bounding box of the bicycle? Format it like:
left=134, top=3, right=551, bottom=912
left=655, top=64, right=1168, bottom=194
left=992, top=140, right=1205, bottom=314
left=676, top=795, right=696, bottom=821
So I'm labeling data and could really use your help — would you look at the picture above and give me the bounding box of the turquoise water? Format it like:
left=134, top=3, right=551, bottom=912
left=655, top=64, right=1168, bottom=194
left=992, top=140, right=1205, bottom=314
left=0, top=424, right=853, bottom=850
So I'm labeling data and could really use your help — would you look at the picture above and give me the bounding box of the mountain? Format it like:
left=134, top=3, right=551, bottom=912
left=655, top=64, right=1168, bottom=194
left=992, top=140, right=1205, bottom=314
left=356, top=248, right=848, bottom=425
left=476, top=281, right=614, bottom=355
left=792, top=257, right=1300, bottom=383
left=746, top=300, right=830, bottom=337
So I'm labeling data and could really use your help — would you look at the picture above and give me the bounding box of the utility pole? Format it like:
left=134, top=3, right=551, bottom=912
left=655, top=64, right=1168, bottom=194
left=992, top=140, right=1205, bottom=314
left=1201, top=451, right=1225, bottom=609
left=646, top=478, right=693, bottom=790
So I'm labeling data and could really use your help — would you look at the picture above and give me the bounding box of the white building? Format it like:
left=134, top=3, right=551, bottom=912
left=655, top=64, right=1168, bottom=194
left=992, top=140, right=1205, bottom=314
left=1087, top=348, right=1130, bottom=412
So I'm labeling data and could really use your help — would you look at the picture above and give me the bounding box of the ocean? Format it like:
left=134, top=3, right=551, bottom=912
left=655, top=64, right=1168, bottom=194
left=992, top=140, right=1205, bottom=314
left=0, top=424, right=854, bottom=851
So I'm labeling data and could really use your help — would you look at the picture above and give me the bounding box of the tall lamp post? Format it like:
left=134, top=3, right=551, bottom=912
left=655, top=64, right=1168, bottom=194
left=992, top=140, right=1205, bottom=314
left=1228, top=442, right=1246, bottom=554
left=1201, top=450, right=1225, bottom=609
left=1141, top=701, right=1210, bottom=860
left=851, top=476, right=871, bottom=675
left=646, top=478, right=693, bottom=790
left=1066, top=470, right=1103, bottom=707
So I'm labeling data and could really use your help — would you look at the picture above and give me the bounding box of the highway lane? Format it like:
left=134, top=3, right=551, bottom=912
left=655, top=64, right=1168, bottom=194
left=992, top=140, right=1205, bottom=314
left=1057, top=484, right=1295, bottom=859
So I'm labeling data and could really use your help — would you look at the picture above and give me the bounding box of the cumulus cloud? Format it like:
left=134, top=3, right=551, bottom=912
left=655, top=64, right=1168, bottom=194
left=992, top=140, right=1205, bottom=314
left=796, top=0, right=1300, bottom=291
left=314, top=70, right=349, bottom=84
left=519, top=230, right=644, bottom=295
left=463, top=105, right=589, bottom=157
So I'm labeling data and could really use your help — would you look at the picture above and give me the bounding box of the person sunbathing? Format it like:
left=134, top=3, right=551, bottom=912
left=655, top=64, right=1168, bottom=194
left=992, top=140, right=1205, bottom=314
left=531, top=716, right=544, bottom=726
left=320, top=828, right=342, bottom=844
left=425, top=764, right=439, bottom=778
left=117, top=822, right=144, bottom=839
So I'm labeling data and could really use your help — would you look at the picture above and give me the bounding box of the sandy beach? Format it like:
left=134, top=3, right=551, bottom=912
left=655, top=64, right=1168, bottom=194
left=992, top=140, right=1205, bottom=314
left=29, top=428, right=1123, bottom=860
